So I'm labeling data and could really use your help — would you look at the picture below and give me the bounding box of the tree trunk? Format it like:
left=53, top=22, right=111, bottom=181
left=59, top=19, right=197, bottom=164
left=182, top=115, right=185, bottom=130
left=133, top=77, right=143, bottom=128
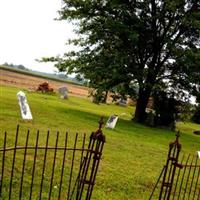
left=102, top=90, right=108, bottom=103
left=134, top=87, right=151, bottom=123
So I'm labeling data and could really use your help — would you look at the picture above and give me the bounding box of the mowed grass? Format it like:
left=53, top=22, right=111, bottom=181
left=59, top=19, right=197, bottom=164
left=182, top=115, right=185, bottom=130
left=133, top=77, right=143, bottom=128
left=0, top=85, right=199, bottom=200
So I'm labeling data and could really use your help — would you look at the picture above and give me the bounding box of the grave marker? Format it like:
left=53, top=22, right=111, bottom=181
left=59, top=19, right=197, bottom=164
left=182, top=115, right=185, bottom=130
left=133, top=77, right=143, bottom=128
left=105, top=115, right=118, bottom=129
left=17, top=91, right=33, bottom=120
left=58, top=86, right=68, bottom=99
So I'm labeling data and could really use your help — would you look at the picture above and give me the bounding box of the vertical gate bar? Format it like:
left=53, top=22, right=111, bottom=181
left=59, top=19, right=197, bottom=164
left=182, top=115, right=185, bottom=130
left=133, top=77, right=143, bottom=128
left=67, top=133, right=78, bottom=200
left=87, top=140, right=105, bottom=200
left=192, top=164, right=200, bottom=200
left=69, top=134, right=86, bottom=200
left=197, top=186, right=200, bottom=200
left=19, top=130, right=30, bottom=200
left=86, top=118, right=105, bottom=200
left=39, top=130, right=50, bottom=200
left=75, top=133, right=86, bottom=199
left=163, top=180, right=169, bottom=200
left=183, top=155, right=194, bottom=199
left=58, top=132, right=68, bottom=200
left=184, top=155, right=196, bottom=200
left=163, top=145, right=177, bottom=200
left=29, top=130, right=40, bottom=200
left=80, top=134, right=86, bottom=177
left=48, top=131, right=59, bottom=200
left=86, top=140, right=100, bottom=199
left=149, top=166, right=166, bottom=200
left=188, top=155, right=198, bottom=199
left=0, top=131, right=7, bottom=196
left=159, top=132, right=181, bottom=200
left=172, top=155, right=185, bottom=200
left=77, top=134, right=96, bottom=200
left=9, top=125, right=20, bottom=200
left=177, top=154, right=190, bottom=200
left=77, top=145, right=91, bottom=200
left=167, top=142, right=181, bottom=200
left=159, top=144, right=174, bottom=200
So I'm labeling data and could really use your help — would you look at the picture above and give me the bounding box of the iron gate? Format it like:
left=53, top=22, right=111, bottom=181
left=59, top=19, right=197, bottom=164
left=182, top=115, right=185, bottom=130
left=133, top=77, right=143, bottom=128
left=0, top=119, right=105, bottom=200
left=150, top=132, right=200, bottom=200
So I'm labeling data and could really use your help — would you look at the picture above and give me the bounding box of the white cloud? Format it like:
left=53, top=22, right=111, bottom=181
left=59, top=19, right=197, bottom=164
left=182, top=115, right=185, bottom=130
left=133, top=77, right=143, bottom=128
left=0, top=0, right=75, bottom=73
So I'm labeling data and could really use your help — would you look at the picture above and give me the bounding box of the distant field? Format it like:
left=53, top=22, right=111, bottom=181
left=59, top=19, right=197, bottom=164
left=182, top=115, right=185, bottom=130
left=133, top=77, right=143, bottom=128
left=0, top=67, right=89, bottom=98
left=0, top=65, right=83, bottom=85
left=0, top=85, right=199, bottom=199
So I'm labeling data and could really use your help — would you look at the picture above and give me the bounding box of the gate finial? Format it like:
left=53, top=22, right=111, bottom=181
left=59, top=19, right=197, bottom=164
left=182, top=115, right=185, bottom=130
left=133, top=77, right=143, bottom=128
left=169, top=130, right=181, bottom=149
left=175, top=130, right=180, bottom=142
left=98, top=116, right=104, bottom=131
left=90, top=117, right=105, bottom=142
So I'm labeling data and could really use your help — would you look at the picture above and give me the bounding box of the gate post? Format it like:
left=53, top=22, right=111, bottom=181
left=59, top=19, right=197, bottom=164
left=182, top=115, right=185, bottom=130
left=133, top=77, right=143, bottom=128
left=159, top=131, right=182, bottom=200
left=76, top=117, right=106, bottom=200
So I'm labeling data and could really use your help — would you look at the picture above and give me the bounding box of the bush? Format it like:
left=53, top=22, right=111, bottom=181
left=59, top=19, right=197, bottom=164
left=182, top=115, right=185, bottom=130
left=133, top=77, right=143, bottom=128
left=89, top=89, right=107, bottom=104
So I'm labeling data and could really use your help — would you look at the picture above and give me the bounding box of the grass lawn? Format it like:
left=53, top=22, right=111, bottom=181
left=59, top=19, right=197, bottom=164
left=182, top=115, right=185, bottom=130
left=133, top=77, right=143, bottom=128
left=0, top=85, right=199, bottom=199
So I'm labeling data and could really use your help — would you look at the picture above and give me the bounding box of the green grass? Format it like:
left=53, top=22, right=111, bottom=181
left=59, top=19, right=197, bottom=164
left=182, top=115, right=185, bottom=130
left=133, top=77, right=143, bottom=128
left=0, top=85, right=199, bottom=199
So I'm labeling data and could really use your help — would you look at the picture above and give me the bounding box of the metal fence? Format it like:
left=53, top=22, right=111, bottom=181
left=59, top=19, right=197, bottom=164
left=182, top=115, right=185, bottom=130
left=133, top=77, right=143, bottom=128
left=0, top=119, right=105, bottom=200
left=150, top=132, right=200, bottom=200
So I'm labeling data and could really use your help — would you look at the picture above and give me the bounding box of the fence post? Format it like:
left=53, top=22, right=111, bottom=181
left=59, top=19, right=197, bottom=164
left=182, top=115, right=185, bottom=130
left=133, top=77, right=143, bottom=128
left=76, top=117, right=106, bottom=200
left=0, top=132, right=7, bottom=196
left=159, top=131, right=182, bottom=200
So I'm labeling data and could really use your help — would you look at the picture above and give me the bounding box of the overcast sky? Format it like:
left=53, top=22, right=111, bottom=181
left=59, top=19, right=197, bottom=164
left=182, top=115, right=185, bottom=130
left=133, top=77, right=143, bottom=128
left=0, top=0, right=74, bottom=73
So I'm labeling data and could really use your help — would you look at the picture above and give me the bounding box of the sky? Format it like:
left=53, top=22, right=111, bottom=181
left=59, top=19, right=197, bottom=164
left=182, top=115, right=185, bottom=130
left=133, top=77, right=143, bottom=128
left=0, top=0, right=75, bottom=73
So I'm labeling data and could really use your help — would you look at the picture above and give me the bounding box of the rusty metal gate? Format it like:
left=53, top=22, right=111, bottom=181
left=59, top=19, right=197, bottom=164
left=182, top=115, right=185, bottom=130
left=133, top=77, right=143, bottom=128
left=150, top=132, right=200, bottom=200
left=0, top=120, right=105, bottom=200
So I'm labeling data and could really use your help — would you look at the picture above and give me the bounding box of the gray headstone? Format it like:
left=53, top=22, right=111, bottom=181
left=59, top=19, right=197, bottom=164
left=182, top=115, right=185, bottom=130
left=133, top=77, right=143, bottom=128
left=17, top=91, right=33, bottom=120
left=58, top=87, right=68, bottom=99
left=105, top=115, right=118, bottom=129
left=118, top=98, right=127, bottom=107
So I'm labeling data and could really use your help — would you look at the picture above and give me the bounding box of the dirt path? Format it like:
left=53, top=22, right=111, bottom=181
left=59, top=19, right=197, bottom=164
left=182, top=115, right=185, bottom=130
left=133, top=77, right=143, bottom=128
left=0, top=68, right=89, bottom=97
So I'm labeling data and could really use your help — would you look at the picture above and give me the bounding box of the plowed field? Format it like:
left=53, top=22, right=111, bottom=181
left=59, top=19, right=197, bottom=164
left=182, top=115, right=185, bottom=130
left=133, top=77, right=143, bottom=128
left=0, top=68, right=89, bottom=97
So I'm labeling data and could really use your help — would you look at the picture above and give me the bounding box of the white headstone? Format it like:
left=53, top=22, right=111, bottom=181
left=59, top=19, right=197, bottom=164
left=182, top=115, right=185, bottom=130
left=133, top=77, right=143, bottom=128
left=197, top=151, right=200, bottom=158
left=17, top=91, right=33, bottom=120
left=105, top=115, right=118, bottom=129
left=58, top=87, right=68, bottom=99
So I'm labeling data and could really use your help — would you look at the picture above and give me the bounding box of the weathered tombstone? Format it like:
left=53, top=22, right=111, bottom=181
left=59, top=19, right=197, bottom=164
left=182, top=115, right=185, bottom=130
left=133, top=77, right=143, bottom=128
left=58, top=86, right=68, bottom=99
left=17, top=91, right=33, bottom=120
left=118, top=98, right=127, bottom=107
left=105, top=115, right=118, bottom=129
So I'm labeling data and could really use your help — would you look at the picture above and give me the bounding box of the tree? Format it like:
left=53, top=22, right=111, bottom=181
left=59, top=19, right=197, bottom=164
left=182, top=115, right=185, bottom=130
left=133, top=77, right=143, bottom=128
left=153, top=90, right=180, bottom=128
left=192, top=106, right=200, bottom=124
left=43, top=0, right=200, bottom=123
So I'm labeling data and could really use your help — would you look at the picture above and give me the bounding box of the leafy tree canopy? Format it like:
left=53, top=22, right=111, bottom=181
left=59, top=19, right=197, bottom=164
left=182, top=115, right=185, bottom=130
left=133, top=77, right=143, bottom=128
left=42, top=0, right=200, bottom=123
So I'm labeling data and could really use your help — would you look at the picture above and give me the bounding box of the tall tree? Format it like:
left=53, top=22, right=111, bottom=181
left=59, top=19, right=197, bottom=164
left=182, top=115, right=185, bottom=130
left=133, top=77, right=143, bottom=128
left=43, top=0, right=200, bottom=123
